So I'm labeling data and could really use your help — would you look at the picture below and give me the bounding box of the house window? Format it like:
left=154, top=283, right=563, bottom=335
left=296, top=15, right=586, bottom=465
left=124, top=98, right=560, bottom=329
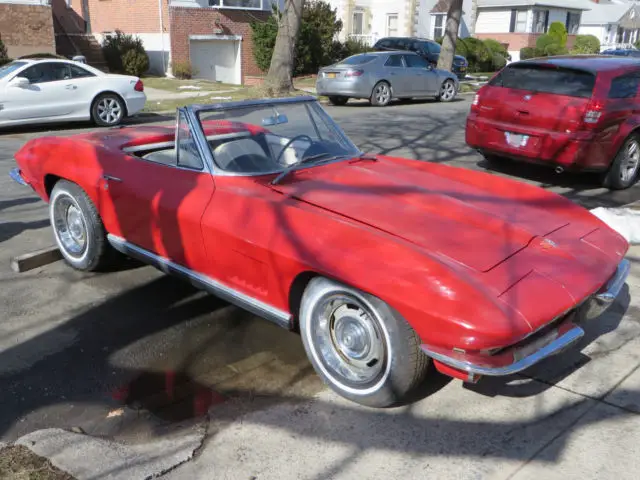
left=208, top=0, right=262, bottom=9
left=509, top=10, right=527, bottom=33
left=532, top=9, right=549, bottom=33
left=433, top=14, right=444, bottom=40
left=352, top=9, right=364, bottom=35
left=565, top=12, right=581, bottom=35
left=387, top=14, right=398, bottom=36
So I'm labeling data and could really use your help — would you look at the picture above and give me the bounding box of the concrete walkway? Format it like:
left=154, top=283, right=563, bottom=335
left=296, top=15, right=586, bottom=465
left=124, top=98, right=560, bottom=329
left=144, top=87, right=238, bottom=101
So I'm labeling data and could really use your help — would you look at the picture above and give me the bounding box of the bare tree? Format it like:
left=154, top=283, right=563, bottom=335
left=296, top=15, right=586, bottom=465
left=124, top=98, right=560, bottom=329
left=469, top=0, right=478, bottom=36
left=436, top=0, right=463, bottom=72
left=264, top=0, right=305, bottom=95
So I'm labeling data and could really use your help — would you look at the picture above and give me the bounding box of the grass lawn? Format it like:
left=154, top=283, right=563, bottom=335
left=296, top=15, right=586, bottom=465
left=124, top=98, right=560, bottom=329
left=141, top=86, right=322, bottom=113
left=142, top=76, right=238, bottom=93
left=0, top=445, right=74, bottom=480
left=293, top=76, right=317, bottom=89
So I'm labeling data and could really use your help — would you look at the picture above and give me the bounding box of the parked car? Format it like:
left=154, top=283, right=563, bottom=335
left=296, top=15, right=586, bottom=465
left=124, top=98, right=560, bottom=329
left=11, top=96, right=629, bottom=408
left=602, top=48, right=640, bottom=58
left=466, top=55, right=640, bottom=189
left=373, top=36, right=469, bottom=78
left=0, top=58, right=146, bottom=128
left=316, top=51, right=459, bottom=107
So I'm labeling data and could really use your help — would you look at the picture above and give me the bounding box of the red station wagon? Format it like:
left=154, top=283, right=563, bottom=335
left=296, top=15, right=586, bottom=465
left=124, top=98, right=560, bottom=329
left=466, top=56, right=640, bottom=190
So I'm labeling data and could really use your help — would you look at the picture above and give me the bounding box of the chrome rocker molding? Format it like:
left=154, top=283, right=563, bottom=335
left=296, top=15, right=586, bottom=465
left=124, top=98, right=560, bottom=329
left=421, top=258, right=630, bottom=377
left=107, top=234, right=293, bottom=330
left=9, top=168, right=27, bottom=186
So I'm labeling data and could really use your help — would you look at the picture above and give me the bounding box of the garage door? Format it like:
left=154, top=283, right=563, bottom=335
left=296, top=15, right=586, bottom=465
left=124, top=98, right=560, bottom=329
left=190, top=39, right=240, bottom=85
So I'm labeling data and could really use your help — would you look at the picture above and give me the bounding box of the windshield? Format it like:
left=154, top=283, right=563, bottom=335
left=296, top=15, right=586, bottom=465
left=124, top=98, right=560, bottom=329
left=196, top=100, right=360, bottom=175
left=0, top=61, right=27, bottom=80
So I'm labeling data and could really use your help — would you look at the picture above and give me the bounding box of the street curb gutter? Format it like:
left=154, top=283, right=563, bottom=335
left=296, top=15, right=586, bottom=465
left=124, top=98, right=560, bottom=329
left=11, top=246, right=62, bottom=273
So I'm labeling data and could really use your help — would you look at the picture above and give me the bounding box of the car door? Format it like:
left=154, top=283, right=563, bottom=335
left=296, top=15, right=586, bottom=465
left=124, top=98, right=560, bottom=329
left=1, top=62, right=78, bottom=121
left=99, top=110, right=215, bottom=270
left=65, top=63, right=101, bottom=118
left=402, top=54, right=438, bottom=95
left=383, top=54, right=409, bottom=96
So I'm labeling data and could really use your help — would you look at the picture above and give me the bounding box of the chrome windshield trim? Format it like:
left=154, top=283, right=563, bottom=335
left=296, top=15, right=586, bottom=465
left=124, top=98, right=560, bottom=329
left=9, top=168, right=27, bottom=186
left=421, top=326, right=585, bottom=376
left=595, top=259, right=630, bottom=304
left=106, top=234, right=292, bottom=329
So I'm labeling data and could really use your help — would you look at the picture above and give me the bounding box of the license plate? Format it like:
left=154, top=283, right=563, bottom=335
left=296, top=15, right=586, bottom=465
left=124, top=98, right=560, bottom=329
left=505, top=132, right=529, bottom=147
left=513, top=329, right=559, bottom=362
left=459, top=66, right=466, bottom=72
left=326, top=72, right=337, bottom=79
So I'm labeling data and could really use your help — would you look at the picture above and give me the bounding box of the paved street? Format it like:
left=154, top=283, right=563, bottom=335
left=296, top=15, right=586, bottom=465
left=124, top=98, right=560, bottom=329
left=2, top=97, right=640, bottom=479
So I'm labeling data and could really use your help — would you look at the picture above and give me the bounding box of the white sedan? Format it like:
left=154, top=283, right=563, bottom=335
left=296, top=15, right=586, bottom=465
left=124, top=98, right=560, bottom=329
left=0, top=58, right=147, bottom=128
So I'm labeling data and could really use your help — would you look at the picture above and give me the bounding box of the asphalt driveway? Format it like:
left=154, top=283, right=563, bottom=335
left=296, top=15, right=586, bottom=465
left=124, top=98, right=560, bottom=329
left=2, top=98, right=640, bottom=479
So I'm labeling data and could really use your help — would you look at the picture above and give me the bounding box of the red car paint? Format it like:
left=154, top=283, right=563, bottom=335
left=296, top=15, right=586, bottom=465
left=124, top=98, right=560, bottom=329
left=466, top=56, right=640, bottom=172
left=13, top=120, right=628, bottom=382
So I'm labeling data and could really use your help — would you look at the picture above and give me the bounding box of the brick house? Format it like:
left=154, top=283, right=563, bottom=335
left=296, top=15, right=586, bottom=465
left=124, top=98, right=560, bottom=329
left=0, top=0, right=55, bottom=59
left=52, top=0, right=279, bottom=84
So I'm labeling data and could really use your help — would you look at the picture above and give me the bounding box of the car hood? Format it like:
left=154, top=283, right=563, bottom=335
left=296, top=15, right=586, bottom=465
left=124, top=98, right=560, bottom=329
left=270, top=156, right=617, bottom=274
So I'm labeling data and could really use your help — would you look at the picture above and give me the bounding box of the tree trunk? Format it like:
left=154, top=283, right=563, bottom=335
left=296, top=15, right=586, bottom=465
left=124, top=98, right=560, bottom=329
left=469, top=0, right=478, bottom=36
left=264, top=0, right=305, bottom=95
left=436, top=0, right=463, bottom=72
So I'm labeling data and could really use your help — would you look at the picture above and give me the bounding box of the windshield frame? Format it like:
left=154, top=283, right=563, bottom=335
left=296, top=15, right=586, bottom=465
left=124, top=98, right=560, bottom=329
left=189, top=96, right=363, bottom=177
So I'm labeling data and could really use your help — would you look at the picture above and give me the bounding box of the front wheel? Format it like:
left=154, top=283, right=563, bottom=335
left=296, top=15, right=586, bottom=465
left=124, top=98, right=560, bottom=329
left=602, top=133, right=640, bottom=190
left=370, top=81, right=392, bottom=107
left=299, top=277, right=430, bottom=407
left=437, top=79, right=457, bottom=102
left=49, top=180, right=115, bottom=271
left=92, top=93, right=126, bottom=127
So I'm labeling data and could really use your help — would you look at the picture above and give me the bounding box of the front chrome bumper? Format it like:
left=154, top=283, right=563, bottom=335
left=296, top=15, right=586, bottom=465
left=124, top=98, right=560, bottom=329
left=9, top=168, right=28, bottom=186
left=421, top=258, right=630, bottom=377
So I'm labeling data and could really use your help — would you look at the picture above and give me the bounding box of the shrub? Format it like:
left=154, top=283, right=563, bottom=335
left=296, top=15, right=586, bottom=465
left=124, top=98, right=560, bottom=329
left=0, top=38, right=8, bottom=65
left=172, top=60, right=196, bottom=79
left=102, top=30, right=148, bottom=74
left=548, top=22, right=568, bottom=48
left=520, top=47, right=537, bottom=60
left=251, top=1, right=352, bottom=75
left=572, top=34, right=600, bottom=54
left=122, top=48, right=149, bottom=77
left=544, top=43, right=569, bottom=56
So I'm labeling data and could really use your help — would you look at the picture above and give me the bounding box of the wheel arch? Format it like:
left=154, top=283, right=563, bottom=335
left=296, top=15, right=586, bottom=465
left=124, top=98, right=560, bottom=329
left=90, top=90, right=129, bottom=117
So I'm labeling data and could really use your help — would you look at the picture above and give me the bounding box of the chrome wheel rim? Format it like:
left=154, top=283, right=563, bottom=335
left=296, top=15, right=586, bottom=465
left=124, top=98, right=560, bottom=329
left=375, top=84, right=391, bottom=105
left=52, top=194, right=88, bottom=257
left=97, top=97, right=123, bottom=124
left=440, top=80, right=455, bottom=101
left=310, top=293, right=386, bottom=385
left=621, top=140, right=640, bottom=182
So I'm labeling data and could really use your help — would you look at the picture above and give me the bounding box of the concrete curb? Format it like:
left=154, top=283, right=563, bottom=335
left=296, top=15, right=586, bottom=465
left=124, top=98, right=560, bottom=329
left=11, top=246, right=62, bottom=273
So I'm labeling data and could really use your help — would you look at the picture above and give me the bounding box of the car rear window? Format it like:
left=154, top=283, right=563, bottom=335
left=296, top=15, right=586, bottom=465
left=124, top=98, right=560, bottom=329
left=338, top=54, right=377, bottom=65
left=489, top=64, right=596, bottom=98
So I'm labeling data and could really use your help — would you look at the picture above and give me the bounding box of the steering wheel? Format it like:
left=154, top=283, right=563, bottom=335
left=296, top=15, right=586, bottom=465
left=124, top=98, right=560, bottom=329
left=275, top=134, right=314, bottom=165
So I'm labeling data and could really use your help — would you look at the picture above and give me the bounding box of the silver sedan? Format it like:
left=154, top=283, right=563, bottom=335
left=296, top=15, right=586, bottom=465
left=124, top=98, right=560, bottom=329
left=315, top=51, right=460, bottom=107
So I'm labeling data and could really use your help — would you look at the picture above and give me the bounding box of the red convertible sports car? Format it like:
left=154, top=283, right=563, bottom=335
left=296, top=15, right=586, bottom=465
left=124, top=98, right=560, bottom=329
left=10, top=96, right=630, bottom=407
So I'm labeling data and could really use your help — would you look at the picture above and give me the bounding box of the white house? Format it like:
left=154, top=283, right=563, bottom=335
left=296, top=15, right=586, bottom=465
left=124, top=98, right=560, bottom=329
left=326, top=0, right=419, bottom=45
left=472, top=0, right=591, bottom=61
left=579, top=1, right=640, bottom=51
left=415, top=0, right=474, bottom=40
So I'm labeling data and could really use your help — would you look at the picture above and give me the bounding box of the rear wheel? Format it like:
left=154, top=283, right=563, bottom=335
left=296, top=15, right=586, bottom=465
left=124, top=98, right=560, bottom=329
left=603, top=133, right=640, bottom=190
left=49, top=180, right=115, bottom=271
left=92, top=93, right=125, bottom=127
left=299, top=277, right=430, bottom=407
left=436, top=79, right=456, bottom=102
left=370, top=81, right=392, bottom=107
left=328, top=96, right=349, bottom=106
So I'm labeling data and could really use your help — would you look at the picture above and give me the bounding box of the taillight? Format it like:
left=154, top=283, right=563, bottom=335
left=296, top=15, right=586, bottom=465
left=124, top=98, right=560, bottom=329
left=470, top=93, right=481, bottom=113
left=134, top=79, right=144, bottom=92
left=345, top=69, right=364, bottom=77
left=582, top=100, right=604, bottom=126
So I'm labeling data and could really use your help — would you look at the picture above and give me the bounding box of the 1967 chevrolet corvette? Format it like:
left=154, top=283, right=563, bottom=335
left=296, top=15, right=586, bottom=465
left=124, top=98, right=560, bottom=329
left=10, top=96, right=630, bottom=407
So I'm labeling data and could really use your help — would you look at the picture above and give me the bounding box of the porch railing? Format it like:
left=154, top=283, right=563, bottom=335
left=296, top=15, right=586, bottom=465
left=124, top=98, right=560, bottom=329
left=347, top=34, right=377, bottom=46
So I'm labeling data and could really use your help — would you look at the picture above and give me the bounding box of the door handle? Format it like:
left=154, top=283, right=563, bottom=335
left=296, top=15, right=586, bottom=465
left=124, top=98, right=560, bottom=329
left=103, top=174, right=122, bottom=182
left=65, top=84, right=77, bottom=90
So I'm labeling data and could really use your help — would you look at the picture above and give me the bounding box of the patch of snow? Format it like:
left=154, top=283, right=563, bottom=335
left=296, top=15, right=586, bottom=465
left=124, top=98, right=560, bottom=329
left=178, top=85, right=202, bottom=90
left=210, top=96, right=233, bottom=100
left=590, top=207, right=640, bottom=244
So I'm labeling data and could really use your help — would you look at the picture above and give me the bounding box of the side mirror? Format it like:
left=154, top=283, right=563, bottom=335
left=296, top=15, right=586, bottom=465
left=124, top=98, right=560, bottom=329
left=8, top=76, right=29, bottom=88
